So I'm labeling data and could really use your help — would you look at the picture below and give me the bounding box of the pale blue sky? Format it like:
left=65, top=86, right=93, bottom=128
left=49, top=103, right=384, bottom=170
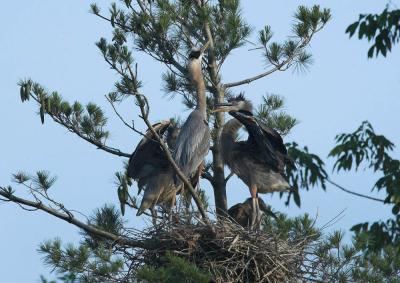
left=1, top=1, right=399, bottom=282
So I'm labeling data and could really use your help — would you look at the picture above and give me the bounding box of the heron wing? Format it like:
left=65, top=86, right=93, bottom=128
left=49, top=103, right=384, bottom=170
left=173, top=110, right=210, bottom=179
left=127, top=120, right=171, bottom=180
left=230, top=111, right=280, bottom=170
left=256, top=119, right=288, bottom=155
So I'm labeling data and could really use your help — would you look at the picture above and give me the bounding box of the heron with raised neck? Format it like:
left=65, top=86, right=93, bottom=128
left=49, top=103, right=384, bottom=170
left=173, top=42, right=211, bottom=190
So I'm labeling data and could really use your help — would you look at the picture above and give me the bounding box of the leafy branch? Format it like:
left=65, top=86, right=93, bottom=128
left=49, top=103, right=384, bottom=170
left=0, top=177, right=149, bottom=249
left=346, top=7, right=400, bottom=58
left=223, top=5, right=331, bottom=88
left=18, top=79, right=130, bottom=158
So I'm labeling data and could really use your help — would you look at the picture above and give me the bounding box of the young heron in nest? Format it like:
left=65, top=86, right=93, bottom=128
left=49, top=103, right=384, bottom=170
left=228, top=198, right=277, bottom=228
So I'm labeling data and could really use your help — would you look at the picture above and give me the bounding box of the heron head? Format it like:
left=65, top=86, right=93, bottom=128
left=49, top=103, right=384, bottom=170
left=244, top=197, right=278, bottom=219
left=188, top=40, right=210, bottom=63
left=212, top=93, right=253, bottom=113
left=188, top=47, right=205, bottom=83
left=188, top=48, right=202, bottom=60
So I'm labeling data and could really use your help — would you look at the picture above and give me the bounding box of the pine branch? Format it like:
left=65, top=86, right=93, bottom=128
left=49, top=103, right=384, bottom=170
left=0, top=187, right=149, bottom=249
left=33, top=96, right=130, bottom=158
left=223, top=6, right=330, bottom=88
left=135, top=0, right=187, bottom=74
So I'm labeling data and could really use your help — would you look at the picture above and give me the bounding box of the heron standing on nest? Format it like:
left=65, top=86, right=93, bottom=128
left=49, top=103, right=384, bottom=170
left=173, top=42, right=210, bottom=189
left=214, top=94, right=293, bottom=228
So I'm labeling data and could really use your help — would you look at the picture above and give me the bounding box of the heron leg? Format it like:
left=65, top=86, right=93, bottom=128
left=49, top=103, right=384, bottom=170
left=255, top=198, right=262, bottom=230
left=250, top=185, right=259, bottom=229
left=168, top=193, right=177, bottom=222
left=191, top=161, right=204, bottom=191
left=198, top=162, right=205, bottom=189
left=150, top=207, right=157, bottom=226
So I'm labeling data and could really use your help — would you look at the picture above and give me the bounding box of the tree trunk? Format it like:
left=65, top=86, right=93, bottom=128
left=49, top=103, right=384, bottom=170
left=204, top=22, right=227, bottom=217
left=212, top=81, right=227, bottom=215
left=211, top=90, right=227, bottom=216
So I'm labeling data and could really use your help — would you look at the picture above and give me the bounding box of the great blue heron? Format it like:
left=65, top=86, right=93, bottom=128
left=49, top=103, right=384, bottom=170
left=172, top=44, right=210, bottom=187
left=127, top=120, right=181, bottom=222
left=214, top=94, right=292, bottom=228
left=228, top=198, right=277, bottom=228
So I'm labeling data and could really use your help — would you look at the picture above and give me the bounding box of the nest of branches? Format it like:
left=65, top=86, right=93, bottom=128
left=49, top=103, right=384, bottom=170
left=130, top=216, right=313, bottom=283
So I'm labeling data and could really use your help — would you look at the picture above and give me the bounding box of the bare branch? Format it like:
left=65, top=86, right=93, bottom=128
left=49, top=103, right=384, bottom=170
left=202, top=171, right=214, bottom=184
left=326, top=179, right=385, bottom=203
left=224, top=171, right=235, bottom=183
left=105, top=95, right=148, bottom=140
left=223, top=64, right=285, bottom=88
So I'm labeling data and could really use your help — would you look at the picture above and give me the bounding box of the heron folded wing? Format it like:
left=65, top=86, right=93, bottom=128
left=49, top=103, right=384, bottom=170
left=172, top=111, right=210, bottom=183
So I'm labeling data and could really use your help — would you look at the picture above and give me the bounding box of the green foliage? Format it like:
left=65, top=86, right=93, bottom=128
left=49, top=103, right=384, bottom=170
left=263, top=213, right=320, bottom=241
left=264, top=213, right=400, bottom=282
left=329, top=121, right=400, bottom=250
left=34, top=209, right=400, bottom=282
left=33, top=171, right=57, bottom=191
left=39, top=206, right=126, bottom=282
left=12, top=171, right=30, bottom=184
left=329, top=121, right=400, bottom=205
left=8, top=1, right=344, bottom=281
left=12, top=170, right=56, bottom=191
left=351, top=244, right=400, bottom=282
left=256, top=94, right=298, bottom=136
left=346, top=7, right=400, bottom=57
left=285, top=142, right=327, bottom=207
left=137, top=251, right=211, bottom=283
left=114, top=171, right=130, bottom=215
left=84, top=205, right=125, bottom=249
left=96, top=36, right=142, bottom=101
left=258, top=5, right=330, bottom=71
left=18, top=79, right=111, bottom=146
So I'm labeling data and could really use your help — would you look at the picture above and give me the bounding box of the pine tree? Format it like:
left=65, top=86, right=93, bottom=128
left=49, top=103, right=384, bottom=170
left=4, top=1, right=400, bottom=282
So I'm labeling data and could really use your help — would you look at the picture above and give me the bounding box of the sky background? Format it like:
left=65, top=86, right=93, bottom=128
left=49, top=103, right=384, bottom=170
left=1, top=1, right=399, bottom=282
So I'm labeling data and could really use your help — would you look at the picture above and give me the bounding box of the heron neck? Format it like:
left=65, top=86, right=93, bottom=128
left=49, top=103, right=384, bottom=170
left=221, top=118, right=242, bottom=162
left=194, top=74, right=206, bottom=116
left=189, top=60, right=207, bottom=116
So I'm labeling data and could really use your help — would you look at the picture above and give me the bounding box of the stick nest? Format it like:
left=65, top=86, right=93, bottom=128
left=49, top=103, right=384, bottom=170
left=132, top=216, right=312, bottom=283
